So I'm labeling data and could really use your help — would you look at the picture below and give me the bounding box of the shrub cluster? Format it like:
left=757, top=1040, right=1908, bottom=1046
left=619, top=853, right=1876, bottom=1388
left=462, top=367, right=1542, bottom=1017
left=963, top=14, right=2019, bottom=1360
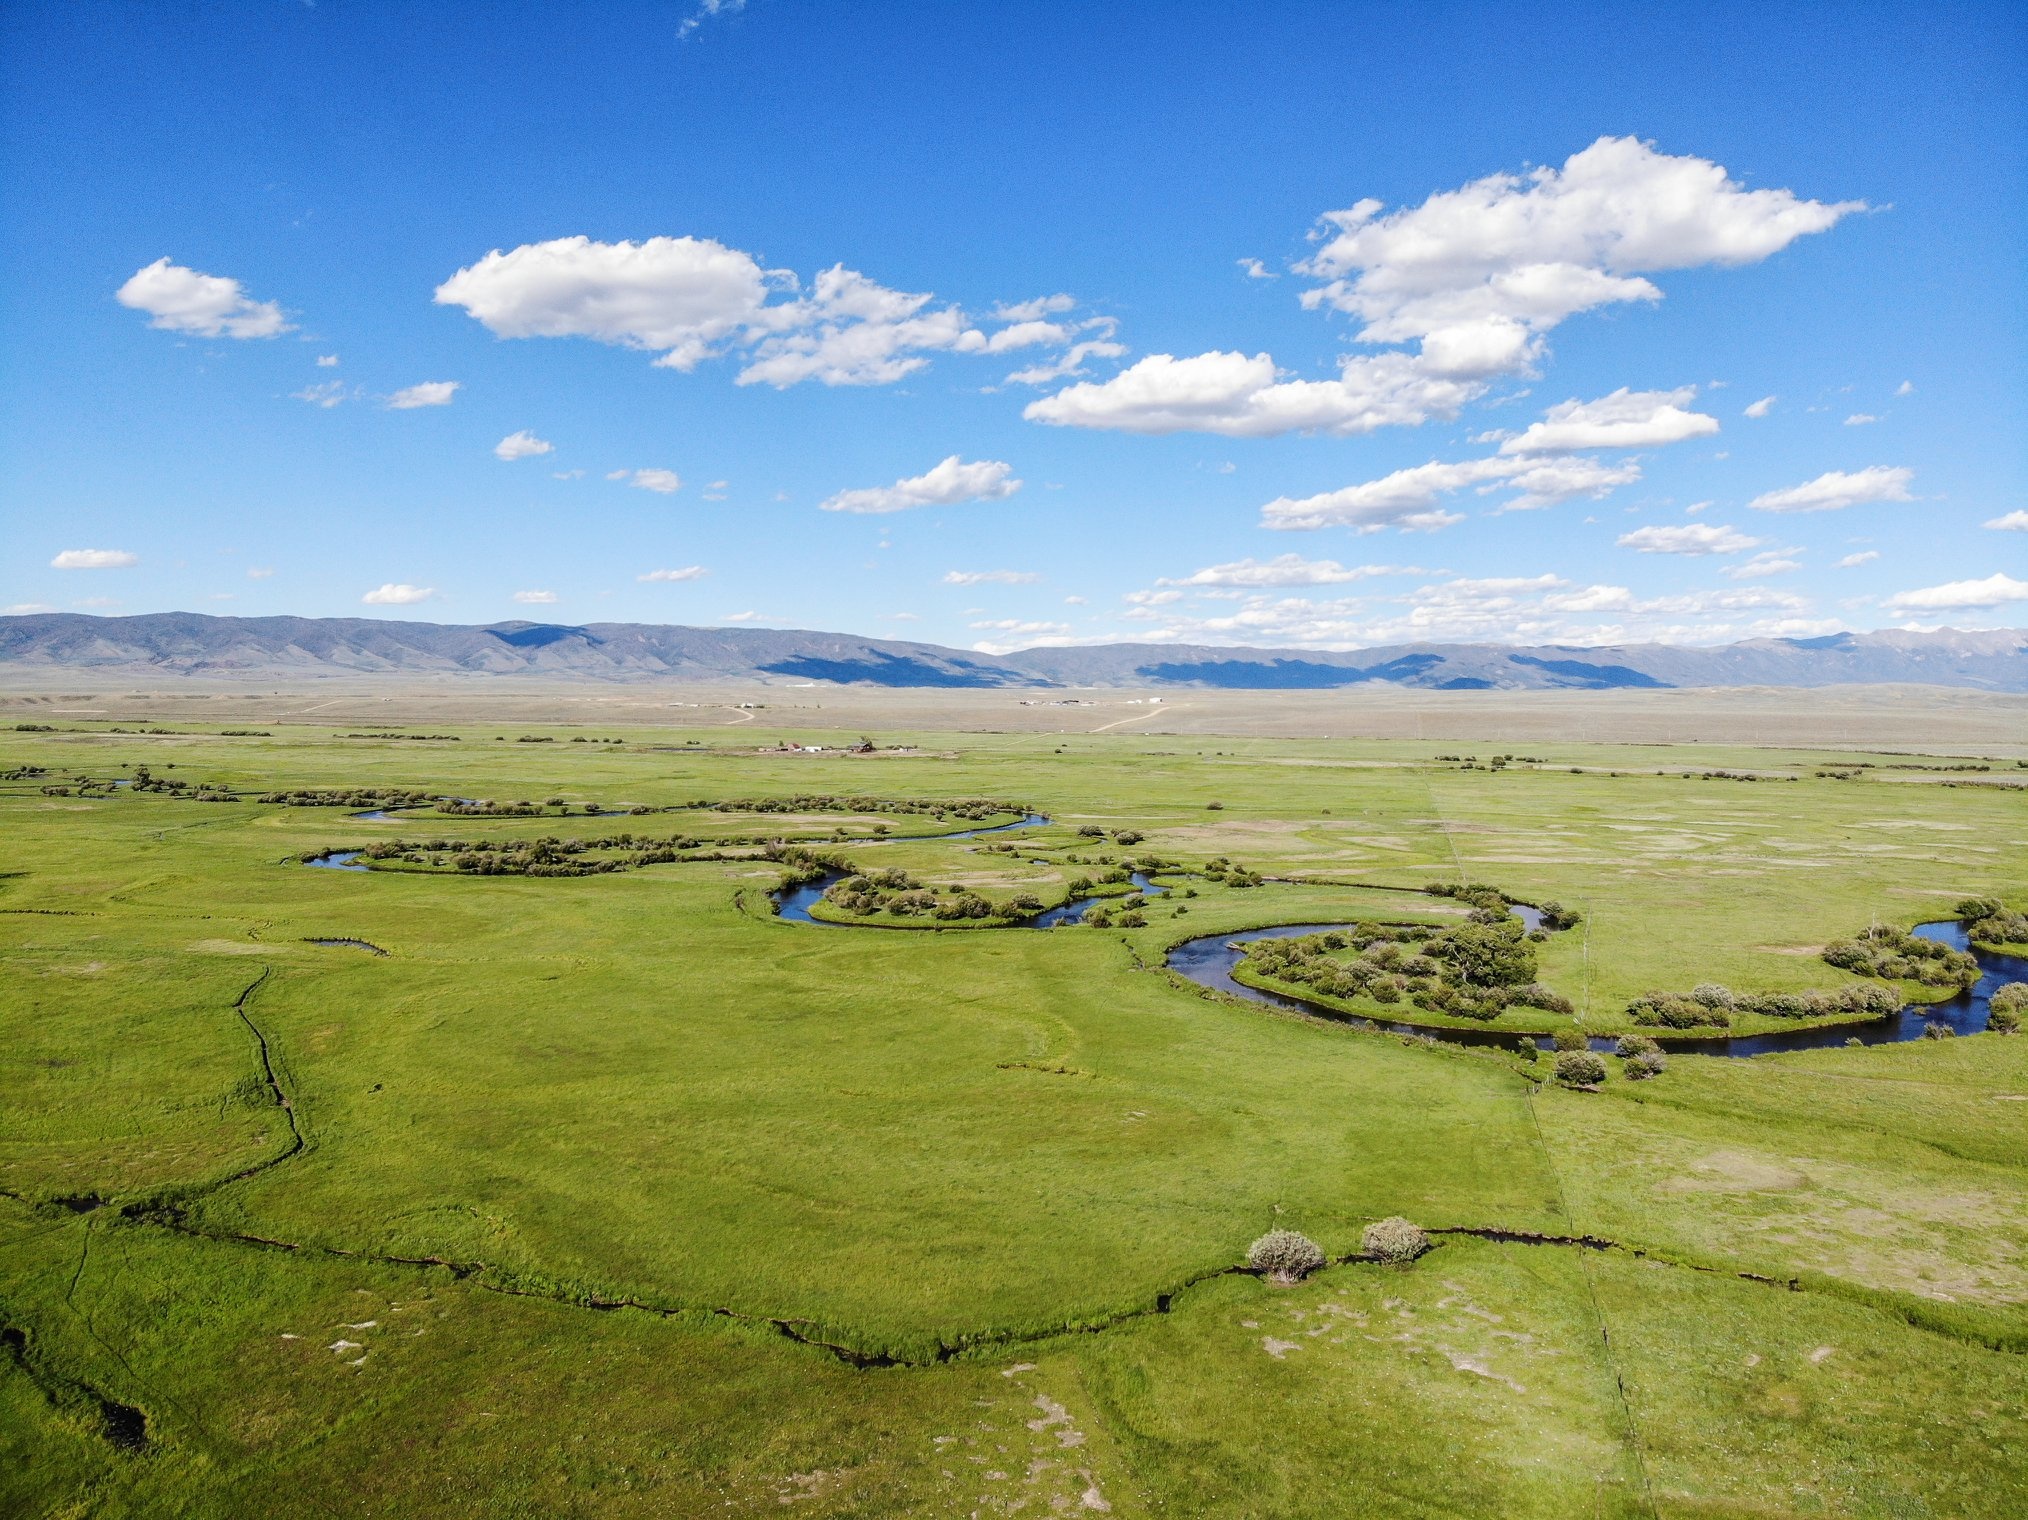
left=129, top=768, right=237, bottom=801
left=1242, top=917, right=1558, bottom=1022
left=1424, top=881, right=1509, bottom=918
left=1535, top=901, right=1581, bottom=930
left=1823, top=924, right=1981, bottom=990
left=821, top=867, right=1041, bottom=923
left=1988, top=983, right=2026, bottom=1035
left=306, top=830, right=712, bottom=876
left=1423, top=880, right=1579, bottom=932
left=1247, top=1229, right=1326, bottom=1283
left=1080, top=903, right=1148, bottom=929
left=1202, top=856, right=1262, bottom=887
left=1361, top=1217, right=1429, bottom=1262
left=1554, top=1050, right=1608, bottom=1086
left=690, top=794, right=1023, bottom=823
left=1958, top=897, right=2028, bottom=949
left=1626, top=978, right=1903, bottom=1029
left=261, top=787, right=437, bottom=809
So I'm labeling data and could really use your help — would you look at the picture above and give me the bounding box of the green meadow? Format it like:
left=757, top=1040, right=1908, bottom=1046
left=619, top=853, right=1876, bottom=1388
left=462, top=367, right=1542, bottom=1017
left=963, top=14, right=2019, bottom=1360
left=2, top=721, right=2025, bottom=1517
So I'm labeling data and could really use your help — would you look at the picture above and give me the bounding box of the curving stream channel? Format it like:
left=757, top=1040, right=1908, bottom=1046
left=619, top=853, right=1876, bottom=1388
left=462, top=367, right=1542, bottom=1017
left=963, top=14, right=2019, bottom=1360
left=775, top=867, right=2018, bottom=1057
left=307, top=810, right=2018, bottom=1058
left=1163, top=918, right=2020, bottom=1057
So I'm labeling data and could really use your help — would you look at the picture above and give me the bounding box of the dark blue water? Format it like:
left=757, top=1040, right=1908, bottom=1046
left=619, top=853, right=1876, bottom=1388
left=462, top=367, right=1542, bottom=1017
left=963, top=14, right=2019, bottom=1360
left=305, top=851, right=368, bottom=871
left=936, top=812, right=1049, bottom=840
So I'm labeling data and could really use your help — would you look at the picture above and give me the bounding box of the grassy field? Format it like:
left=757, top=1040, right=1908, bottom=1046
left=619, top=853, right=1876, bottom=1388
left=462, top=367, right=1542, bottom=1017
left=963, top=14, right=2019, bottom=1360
left=2, top=714, right=2025, bottom=1517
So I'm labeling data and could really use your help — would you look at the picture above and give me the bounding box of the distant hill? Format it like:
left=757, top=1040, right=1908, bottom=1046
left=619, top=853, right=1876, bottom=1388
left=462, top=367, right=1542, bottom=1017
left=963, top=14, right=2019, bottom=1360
left=1, top=612, right=2023, bottom=691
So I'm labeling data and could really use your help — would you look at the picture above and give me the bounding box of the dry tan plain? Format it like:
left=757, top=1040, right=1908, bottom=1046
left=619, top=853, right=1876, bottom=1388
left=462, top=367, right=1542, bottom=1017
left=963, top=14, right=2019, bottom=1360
left=3, top=679, right=2025, bottom=753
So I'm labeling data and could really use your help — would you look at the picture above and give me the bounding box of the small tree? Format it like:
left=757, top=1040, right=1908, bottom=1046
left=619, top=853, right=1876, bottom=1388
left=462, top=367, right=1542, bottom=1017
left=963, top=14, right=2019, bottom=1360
left=1988, top=983, right=2026, bottom=1034
left=1362, top=1217, right=1429, bottom=1263
left=1248, top=1229, right=1326, bottom=1283
left=1555, top=1050, right=1608, bottom=1087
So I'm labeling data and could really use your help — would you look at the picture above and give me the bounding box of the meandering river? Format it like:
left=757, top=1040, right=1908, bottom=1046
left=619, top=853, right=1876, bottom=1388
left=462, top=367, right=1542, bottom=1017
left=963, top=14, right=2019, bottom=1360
left=1163, top=917, right=2021, bottom=1057
left=306, top=817, right=2018, bottom=1058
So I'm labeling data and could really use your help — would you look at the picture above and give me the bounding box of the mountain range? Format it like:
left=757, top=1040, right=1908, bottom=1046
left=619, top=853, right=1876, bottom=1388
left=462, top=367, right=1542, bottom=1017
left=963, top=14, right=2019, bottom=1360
left=2, top=612, right=2024, bottom=691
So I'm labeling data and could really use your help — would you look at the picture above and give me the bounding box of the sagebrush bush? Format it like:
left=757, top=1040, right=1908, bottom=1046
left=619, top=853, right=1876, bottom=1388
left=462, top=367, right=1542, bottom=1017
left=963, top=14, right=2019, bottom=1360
left=1551, top=1027, right=1589, bottom=1051
left=1623, top=1050, right=1668, bottom=1080
left=1989, top=983, right=2026, bottom=1034
left=1362, top=1216, right=1429, bottom=1263
left=1247, top=1229, right=1326, bottom=1283
left=1614, top=1034, right=1660, bottom=1058
left=1554, top=1050, right=1608, bottom=1086
left=1922, top=1021, right=1955, bottom=1040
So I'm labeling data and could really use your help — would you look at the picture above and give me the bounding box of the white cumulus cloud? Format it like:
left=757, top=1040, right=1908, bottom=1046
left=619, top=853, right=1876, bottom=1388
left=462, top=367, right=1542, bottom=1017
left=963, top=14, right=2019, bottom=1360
left=1885, top=573, right=2028, bottom=612
left=1617, top=522, right=1762, bottom=555
left=1835, top=550, right=1880, bottom=567
left=293, top=381, right=351, bottom=408
left=1543, top=584, right=1638, bottom=613
left=1004, top=336, right=1129, bottom=387
left=435, top=236, right=1093, bottom=389
left=511, top=590, right=558, bottom=605
left=677, top=0, right=745, bottom=38
left=626, top=468, right=683, bottom=494
left=116, top=258, right=290, bottom=339
left=51, top=548, right=139, bottom=569
left=1022, top=139, right=1855, bottom=440
left=1723, top=550, right=1803, bottom=580
left=1296, top=135, right=1861, bottom=370
left=1743, top=395, right=1776, bottom=418
left=1157, top=555, right=1417, bottom=588
left=495, top=430, right=554, bottom=461
left=1749, top=465, right=1914, bottom=513
left=820, top=456, right=1020, bottom=515
left=1981, top=510, right=2028, bottom=532
left=1259, top=459, right=1492, bottom=532
left=1498, top=386, right=1718, bottom=453
left=438, top=236, right=773, bottom=365
left=387, top=380, right=460, bottom=409
left=943, top=569, right=1041, bottom=586
left=638, top=566, right=708, bottom=583
left=1024, top=349, right=1478, bottom=438
left=1262, top=450, right=1636, bottom=532
left=362, top=583, right=434, bottom=605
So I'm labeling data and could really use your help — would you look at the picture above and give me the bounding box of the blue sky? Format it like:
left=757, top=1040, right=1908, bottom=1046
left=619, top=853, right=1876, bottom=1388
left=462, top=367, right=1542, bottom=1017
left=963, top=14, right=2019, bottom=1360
left=2, top=0, right=2023, bottom=651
